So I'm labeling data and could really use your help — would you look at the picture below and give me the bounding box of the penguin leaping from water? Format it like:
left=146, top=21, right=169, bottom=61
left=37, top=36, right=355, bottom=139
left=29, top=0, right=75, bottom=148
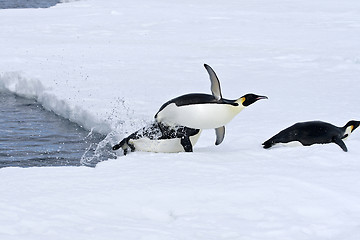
left=262, top=120, right=360, bottom=152
left=155, top=64, right=268, bottom=145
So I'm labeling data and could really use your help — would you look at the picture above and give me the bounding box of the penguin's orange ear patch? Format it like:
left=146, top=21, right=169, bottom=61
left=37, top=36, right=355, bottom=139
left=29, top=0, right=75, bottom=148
left=351, top=125, right=354, bottom=132
left=241, top=97, right=246, bottom=104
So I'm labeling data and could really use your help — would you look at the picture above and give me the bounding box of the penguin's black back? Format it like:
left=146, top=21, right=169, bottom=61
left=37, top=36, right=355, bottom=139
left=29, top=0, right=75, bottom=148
left=156, top=93, right=238, bottom=117
left=265, top=121, right=344, bottom=146
left=129, top=122, right=200, bottom=141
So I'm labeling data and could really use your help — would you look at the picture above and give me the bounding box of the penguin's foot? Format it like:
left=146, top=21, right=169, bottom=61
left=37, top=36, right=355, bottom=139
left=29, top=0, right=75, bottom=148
left=122, top=142, right=136, bottom=155
left=123, top=148, right=128, bottom=155
left=128, top=142, right=136, bottom=152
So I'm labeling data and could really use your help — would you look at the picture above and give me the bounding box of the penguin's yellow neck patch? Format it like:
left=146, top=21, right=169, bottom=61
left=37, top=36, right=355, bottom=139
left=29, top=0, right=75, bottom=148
left=343, top=125, right=354, bottom=140
left=236, top=97, right=245, bottom=105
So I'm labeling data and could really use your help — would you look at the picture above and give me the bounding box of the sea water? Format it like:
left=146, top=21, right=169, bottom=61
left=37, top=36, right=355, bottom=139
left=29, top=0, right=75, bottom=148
left=0, top=92, right=113, bottom=168
left=0, top=0, right=60, bottom=9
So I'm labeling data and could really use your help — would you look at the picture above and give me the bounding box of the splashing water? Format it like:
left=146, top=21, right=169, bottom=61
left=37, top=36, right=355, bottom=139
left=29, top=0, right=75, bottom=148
left=80, top=130, right=118, bottom=167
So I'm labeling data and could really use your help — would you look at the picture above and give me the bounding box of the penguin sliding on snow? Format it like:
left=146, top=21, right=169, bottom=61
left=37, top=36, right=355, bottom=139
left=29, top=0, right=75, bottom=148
left=262, top=120, right=360, bottom=152
left=155, top=64, right=268, bottom=145
left=112, top=122, right=201, bottom=155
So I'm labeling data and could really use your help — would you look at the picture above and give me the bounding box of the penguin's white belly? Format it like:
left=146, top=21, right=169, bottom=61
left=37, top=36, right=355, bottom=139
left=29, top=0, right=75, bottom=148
left=279, top=141, right=304, bottom=147
left=129, top=131, right=201, bottom=153
left=156, top=103, right=243, bottom=129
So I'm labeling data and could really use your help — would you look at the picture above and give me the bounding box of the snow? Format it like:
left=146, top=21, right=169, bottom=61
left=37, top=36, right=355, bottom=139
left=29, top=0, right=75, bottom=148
left=1, top=0, right=360, bottom=239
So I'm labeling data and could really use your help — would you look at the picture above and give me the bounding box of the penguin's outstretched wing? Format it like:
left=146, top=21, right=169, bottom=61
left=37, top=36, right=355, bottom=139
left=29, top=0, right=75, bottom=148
left=215, top=126, right=225, bottom=145
left=333, top=136, right=348, bottom=152
left=204, top=64, right=222, bottom=100
left=204, top=64, right=225, bottom=145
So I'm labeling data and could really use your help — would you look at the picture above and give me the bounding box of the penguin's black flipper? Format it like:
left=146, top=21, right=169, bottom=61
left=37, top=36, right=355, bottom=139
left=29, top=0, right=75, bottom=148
left=112, top=143, right=122, bottom=151
left=215, top=126, right=225, bottom=145
left=180, top=136, right=193, bottom=152
left=333, top=136, right=348, bottom=152
left=204, top=64, right=222, bottom=100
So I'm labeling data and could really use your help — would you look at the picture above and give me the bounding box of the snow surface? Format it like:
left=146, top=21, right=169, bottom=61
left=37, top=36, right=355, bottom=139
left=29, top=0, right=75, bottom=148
left=1, top=0, right=360, bottom=239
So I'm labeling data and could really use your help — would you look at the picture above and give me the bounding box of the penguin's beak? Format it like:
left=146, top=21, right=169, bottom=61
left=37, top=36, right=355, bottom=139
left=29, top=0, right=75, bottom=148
left=256, top=95, right=268, bottom=100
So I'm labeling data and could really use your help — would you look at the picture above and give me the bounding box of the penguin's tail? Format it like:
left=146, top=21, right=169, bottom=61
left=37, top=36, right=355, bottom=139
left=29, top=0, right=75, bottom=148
left=262, top=139, right=274, bottom=149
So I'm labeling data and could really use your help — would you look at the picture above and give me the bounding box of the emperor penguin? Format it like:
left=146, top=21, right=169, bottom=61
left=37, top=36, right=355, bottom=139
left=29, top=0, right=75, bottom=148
left=155, top=64, right=268, bottom=145
left=112, top=122, right=201, bottom=155
left=262, top=120, right=360, bottom=152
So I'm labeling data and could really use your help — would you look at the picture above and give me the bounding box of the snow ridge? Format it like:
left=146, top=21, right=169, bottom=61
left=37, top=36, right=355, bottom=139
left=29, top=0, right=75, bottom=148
left=0, top=72, right=111, bottom=135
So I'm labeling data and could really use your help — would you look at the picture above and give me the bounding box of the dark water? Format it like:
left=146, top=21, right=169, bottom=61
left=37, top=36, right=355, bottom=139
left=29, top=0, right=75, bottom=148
left=0, top=0, right=60, bottom=9
left=0, top=92, right=115, bottom=168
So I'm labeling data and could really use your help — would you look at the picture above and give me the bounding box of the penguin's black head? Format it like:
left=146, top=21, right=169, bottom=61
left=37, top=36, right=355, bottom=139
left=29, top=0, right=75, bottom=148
left=240, top=93, right=268, bottom=107
left=344, top=120, right=360, bottom=133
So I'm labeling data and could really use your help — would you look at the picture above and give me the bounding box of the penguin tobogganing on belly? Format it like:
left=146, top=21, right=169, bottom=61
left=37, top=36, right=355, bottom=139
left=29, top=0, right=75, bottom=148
left=262, top=120, right=360, bottom=152
left=155, top=64, right=268, bottom=145
left=112, top=122, right=201, bottom=155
